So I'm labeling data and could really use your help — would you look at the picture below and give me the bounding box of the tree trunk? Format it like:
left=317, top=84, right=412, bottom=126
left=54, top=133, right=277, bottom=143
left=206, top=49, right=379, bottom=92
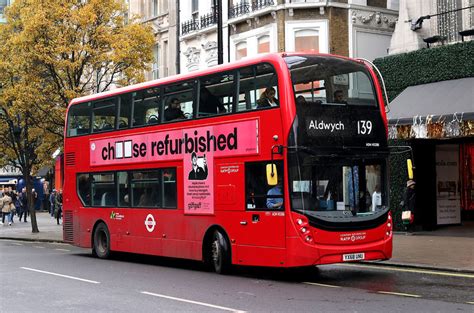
left=25, top=174, right=39, bottom=233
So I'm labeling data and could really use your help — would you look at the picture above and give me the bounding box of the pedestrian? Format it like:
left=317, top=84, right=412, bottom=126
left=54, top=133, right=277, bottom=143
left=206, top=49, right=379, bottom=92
left=49, top=189, right=56, bottom=218
left=55, top=189, right=63, bottom=225
left=401, top=180, right=416, bottom=232
left=1, top=191, right=13, bottom=226
left=18, top=187, right=28, bottom=222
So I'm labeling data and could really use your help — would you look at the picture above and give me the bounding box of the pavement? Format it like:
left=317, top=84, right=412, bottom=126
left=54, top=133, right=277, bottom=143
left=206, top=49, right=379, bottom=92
left=1, top=212, right=473, bottom=273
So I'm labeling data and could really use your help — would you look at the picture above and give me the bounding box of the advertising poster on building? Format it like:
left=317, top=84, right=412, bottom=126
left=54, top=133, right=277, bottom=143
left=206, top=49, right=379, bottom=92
left=436, top=145, right=461, bottom=225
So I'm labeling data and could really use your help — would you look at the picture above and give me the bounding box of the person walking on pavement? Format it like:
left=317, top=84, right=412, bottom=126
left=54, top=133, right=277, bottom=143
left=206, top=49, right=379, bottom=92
left=1, top=191, right=13, bottom=226
left=49, top=189, right=56, bottom=218
left=18, top=187, right=28, bottom=223
left=402, top=180, right=416, bottom=232
left=55, top=189, right=63, bottom=225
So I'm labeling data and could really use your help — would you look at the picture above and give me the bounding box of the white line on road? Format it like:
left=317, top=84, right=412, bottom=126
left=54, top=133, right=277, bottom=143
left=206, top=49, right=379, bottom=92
left=377, top=291, right=421, bottom=298
left=466, top=301, right=474, bottom=305
left=141, top=291, right=246, bottom=313
left=55, top=248, right=71, bottom=252
left=303, top=282, right=341, bottom=288
left=21, top=267, right=100, bottom=284
left=11, top=243, right=23, bottom=246
left=338, top=263, right=474, bottom=279
left=33, top=246, right=45, bottom=249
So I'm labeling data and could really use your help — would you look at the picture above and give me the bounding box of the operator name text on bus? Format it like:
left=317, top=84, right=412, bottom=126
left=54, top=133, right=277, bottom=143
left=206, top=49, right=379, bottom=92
left=63, top=53, right=392, bottom=273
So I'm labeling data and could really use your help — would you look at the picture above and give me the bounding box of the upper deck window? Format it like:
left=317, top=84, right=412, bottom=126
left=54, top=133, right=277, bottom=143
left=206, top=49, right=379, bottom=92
left=237, top=63, right=279, bottom=112
left=92, top=98, right=116, bottom=133
left=133, top=87, right=161, bottom=127
left=285, top=55, right=377, bottom=108
left=67, top=102, right=91, bottom=137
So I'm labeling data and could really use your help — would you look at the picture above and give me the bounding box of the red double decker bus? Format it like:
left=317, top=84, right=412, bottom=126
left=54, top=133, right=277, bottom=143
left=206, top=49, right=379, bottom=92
left=63, top=53, right=392, bottom=273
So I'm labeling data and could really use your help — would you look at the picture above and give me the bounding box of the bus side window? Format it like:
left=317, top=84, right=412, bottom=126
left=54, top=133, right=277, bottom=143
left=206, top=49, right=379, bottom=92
left=163, top=81, right=195, bottom=122
left=92, top=98, right=116, bottom=133
left=91, top=173, right=116, bottom=207
left=132, top=87, right=161, bottom=127
left=198, top=72, right=234, bottom=117
left=237, top=63, right=279, bottom=113
left=245, top=161, right=284, bottom=210
left=119, top=93, right=133, bottom=129
left=67, top=102, right=91, bottom=137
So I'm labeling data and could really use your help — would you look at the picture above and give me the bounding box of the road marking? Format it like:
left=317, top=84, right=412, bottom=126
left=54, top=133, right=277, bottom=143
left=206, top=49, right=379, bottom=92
left=21, top=267, right=100, bottom=284
left=377, top=291, right=421, bottom=298
left=11, top=243, right=23, bottom=246
left=33, top=246, right=45, bottom=249
left=141, top=291, right=246, bottom=312
left=338, top=263, right=474, bottom=279
left=55, top=249, right=71, bottom=252
left=303, top=282, right=341, bottom=288
left=466, top=301, right=474, bottom=305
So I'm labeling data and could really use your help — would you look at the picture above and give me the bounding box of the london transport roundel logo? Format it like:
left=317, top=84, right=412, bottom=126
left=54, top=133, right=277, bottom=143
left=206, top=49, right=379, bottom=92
left=145, top=214, right=156, bottom=232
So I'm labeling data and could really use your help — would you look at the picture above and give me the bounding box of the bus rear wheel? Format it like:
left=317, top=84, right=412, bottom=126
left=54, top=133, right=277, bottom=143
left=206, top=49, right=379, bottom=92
left=210, top=230, right=231, bottom=274
left=93, top=223, right=111, bottom=259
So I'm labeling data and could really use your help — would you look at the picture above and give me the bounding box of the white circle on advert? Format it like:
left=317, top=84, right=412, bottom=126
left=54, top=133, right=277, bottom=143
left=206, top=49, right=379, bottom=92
left=145, top=214, right=156, bottom=232
left=91, top=143, right=96, bottom=151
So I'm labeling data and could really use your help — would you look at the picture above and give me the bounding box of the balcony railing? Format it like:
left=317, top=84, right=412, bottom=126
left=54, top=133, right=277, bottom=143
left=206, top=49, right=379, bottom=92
left=181, top=19, right=200, bottom=35
left=252, top=0, right=274, bottom=11
left=229, top=2, right=251, bottom=19
left=200, top=10, right=217, bottom=29
left=228, top=0, right=275, bottom=19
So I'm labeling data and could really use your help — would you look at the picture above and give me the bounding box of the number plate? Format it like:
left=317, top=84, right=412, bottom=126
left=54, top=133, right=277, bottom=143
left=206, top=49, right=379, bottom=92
left=342, top=253, right=365, bottom=261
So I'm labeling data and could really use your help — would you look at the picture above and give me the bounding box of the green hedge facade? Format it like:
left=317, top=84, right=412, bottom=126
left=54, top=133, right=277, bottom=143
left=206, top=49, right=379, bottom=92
left=374, top=41, right=474, bottom=101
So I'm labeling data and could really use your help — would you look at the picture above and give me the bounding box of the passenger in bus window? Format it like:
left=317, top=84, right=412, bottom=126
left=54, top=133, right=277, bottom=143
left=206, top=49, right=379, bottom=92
left=188, top=152, right=208, bottom=180
left=266, top=177, right=283, bottom=209
left=199, top=88, right=226, bottom=116
left=164, top=98, right=186, bottom=121
left=257, top=87, right=279, bottom=108
left=333, top=90, right=347, bottom=104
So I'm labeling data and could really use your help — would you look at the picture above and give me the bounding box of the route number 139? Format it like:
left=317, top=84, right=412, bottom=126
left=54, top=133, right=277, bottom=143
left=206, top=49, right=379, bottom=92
left=357, top=120, right=372, bottom=135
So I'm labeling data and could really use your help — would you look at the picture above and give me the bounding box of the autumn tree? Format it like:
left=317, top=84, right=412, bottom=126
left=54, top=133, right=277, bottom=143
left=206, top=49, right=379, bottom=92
left=0, top=0, right=155, bottom=233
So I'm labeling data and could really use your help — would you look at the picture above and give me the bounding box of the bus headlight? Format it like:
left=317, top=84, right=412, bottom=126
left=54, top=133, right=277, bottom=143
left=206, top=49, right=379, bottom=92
left=296, top=219, right=303, bottom=225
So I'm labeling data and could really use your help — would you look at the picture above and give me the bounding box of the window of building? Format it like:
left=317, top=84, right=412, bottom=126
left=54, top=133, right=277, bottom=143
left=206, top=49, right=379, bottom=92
left=152, top=44, right=160, bottom=80
left=67, top=102, right=91, bottom=137
left=294, top=29, right=319, bottom=52
left=236, top=41, right=247, bottom=60
left=132, top=87, right=161, bottom=127
left=257, top=35, right=270, bottom=54
left=245, top=161, right=284, bottom=210
left=152, top=0, right=158, bottom=17
left=92, top=98, right=116, bottom=133
left=0, top=0, right=10, bottom=15
left=91, top=173, right=116, bottom=207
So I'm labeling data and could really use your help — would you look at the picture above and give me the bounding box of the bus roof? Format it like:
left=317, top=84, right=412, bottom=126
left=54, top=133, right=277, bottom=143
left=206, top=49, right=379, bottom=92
left=68, top=52, right=361, bottom=107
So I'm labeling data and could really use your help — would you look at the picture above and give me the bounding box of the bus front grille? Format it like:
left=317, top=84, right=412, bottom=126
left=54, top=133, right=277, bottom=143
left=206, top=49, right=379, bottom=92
left=63, top=210, right=74, bottom=243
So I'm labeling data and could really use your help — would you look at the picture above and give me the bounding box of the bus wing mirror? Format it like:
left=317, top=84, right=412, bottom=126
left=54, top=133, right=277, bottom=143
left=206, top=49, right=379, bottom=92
left=266, top=164, right=278, bottom=186
left=407, top=159, right=414, bottom=179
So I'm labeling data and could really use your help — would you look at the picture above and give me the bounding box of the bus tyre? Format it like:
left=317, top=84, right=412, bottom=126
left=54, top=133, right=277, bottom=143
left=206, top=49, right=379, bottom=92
left=93, top=223, right=111, bottom=259
left=210, top=230, right=231, bottom=274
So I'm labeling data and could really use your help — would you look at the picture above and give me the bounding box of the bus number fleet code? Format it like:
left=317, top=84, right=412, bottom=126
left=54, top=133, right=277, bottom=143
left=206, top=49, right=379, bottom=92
left=90, top=120, right=259, bottom=214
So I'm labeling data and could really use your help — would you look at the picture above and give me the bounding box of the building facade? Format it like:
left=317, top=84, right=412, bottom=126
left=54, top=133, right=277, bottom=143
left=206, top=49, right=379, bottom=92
left=0, top=0, right=12, bottom=23
left=128, top=0, right=178, bottom=79
left=178, top=0, right=399, bottom=74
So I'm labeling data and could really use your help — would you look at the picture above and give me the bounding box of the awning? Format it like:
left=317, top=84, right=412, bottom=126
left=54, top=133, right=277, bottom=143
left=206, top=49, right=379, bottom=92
left=388, top=77, right=474, bottom=125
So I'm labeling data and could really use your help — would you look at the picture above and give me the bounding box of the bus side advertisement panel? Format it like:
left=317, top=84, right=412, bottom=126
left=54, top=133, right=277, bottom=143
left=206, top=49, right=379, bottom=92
left=89, top=119, right=259, bottom=215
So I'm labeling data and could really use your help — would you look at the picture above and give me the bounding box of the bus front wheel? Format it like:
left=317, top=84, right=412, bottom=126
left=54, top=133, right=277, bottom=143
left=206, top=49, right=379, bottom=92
left=93, top=223, right=111, bottom=259
left=210, top=230, right=231, bottom=274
